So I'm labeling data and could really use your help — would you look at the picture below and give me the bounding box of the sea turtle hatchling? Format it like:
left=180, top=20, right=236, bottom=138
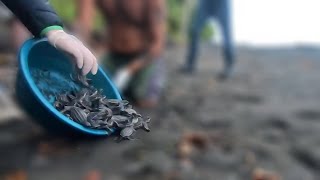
left=60, top=106, right=73, bottom=113
left=131, top=117, right=139, bottom=124
left=121, top=100, right=130, bottom=106
left=70, top=72, right=91, bottom=87
left=107, top=99, right=120, bottom=106
left=112, top=115, right=130, bottom=123
left=134, top=117, right=151, bottom=132
left=87, top=112, right=100, bottom=121
left=54, top=101, right=64, bottom=109
left=89, top=89, right=99, bottom=98
left=119, top=126, right=136, bottom=141
left=49, top=69, right=151, bottom=141
left=70, top=107, right=88, bottom=125
left=121, top=108, right=138, bottom=117
left=57, top=94, right=69, bottom=103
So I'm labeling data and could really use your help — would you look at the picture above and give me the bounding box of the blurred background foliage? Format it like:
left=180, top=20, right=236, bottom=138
left=51, top=0, right=213, bottom=43
left=166, top=0, right=214, bottom=42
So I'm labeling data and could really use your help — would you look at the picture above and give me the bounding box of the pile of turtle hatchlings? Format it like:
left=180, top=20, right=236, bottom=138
left=50, top=73, right=151, bottom=141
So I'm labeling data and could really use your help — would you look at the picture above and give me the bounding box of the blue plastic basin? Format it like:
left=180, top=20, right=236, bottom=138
left=16, top=38, right=121, bottom=136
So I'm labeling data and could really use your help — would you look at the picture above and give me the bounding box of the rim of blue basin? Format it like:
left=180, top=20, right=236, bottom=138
left=19, top=38, right=121, bottom=136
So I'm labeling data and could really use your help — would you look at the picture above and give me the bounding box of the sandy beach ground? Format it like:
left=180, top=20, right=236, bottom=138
left=0, top=45, right=320, bottom=180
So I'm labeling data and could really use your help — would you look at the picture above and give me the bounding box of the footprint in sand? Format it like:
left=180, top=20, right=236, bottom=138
left=231, top=93, right=263, bottom=105
left=264, top=116, right=290, bottom=131
left=295, top=109, right=320, bottom=121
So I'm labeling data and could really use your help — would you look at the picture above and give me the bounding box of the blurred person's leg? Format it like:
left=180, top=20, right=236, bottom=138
left=0, top=4, right=25, bottom=120
left=129, top=58, right=166, bottom=108
left=102, top=53, right=165, bottom=108
left=101, top=53, right=122, bottom=76
left=0, top=2, right=30, bottom=54
left=215, top=0, right=235, bottom=79
left=182, top=0, right=209, bottom=73
left=9, top=19, right=30, bottom=53
left=0, top=3, right=13, bottom=53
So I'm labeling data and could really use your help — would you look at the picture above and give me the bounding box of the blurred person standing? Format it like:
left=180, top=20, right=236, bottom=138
left=76, top=0, right=167, bottom=107
left=181, top=0, right=235, bottom=80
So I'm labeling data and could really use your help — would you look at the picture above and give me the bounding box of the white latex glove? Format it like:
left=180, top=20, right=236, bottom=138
left=112, top=68, right=132, bottom=92
left=46, top=30, right=98, bottom=75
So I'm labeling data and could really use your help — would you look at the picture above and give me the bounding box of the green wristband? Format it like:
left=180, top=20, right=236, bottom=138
left=40, top=25, right=64, bottom=37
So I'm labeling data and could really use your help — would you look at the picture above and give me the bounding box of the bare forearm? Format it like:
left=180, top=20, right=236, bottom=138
left=148, top=0, right=167, bottom=58
left=149, top=25, right=166, bottom=58
left=75, top=0, right=95, bottom=40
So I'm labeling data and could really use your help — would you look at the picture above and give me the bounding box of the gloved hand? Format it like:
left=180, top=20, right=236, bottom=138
left=112, top=68, right=132, bottom=92
left=46, top=30, right=98, bottom=75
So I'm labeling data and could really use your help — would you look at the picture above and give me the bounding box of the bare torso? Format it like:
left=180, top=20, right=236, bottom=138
left=97, top=0, right=150, bottom=53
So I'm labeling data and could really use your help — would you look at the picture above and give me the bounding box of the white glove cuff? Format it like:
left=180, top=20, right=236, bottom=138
left=47, top=30, right=75, bottom=49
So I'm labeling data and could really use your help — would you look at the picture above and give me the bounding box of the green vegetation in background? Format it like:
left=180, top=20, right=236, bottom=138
left=50, top=0, right=104, bottom=30
left=50, top=0, right=75, bottom=24
left=50, top=0, right=213, bottom=42
left=167, top=0, right=183, bottom=41
left=202, top=24, right=215, bottom=41
left=167, top=0, right=214, bottom=42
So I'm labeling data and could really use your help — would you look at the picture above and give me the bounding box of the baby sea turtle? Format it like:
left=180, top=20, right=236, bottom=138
left=134, top=117, right=151, bottom=132
left=119, top=126, right=136, bottom=141
left=107, top=99, right=120, bottom=106
left=106, top=118, right=115, bottom=127
left=70, top=72, right=91, bottom=87
left=57, top=94, right=69, bottom=103
left=121, top=108, right=137, bottom=117
left=112, top=115, right=129, bottom=123
left=121, top=100, right=130, bottom=106
left=99, top=106, right=113, bottom=116
left=54, top=101, right=63, bottom=109
left=67, top=94, right=76, bottom=101
left=131, top=117, right=139, bottom=124
left=76, top=91, right=88, bottom=102
left=49, top=69, right=152, bottom=141
left=88, top=120, right=100, bottom=128
left=99, top=98, right=109, bottom=105
left=89, top=89, right=99, bottom=98
left=141, top=121, right=150, bottom=132
left=70, top=107, right=87, bottom=124
left=87, top=112, right=100, bottom=121
left=79, top=101, right=92, bottom=110
left=60, top=106, right=73, bottom=113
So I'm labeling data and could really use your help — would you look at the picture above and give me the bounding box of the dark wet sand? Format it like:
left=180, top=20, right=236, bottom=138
left=0, top=45, right=320, bottom=180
